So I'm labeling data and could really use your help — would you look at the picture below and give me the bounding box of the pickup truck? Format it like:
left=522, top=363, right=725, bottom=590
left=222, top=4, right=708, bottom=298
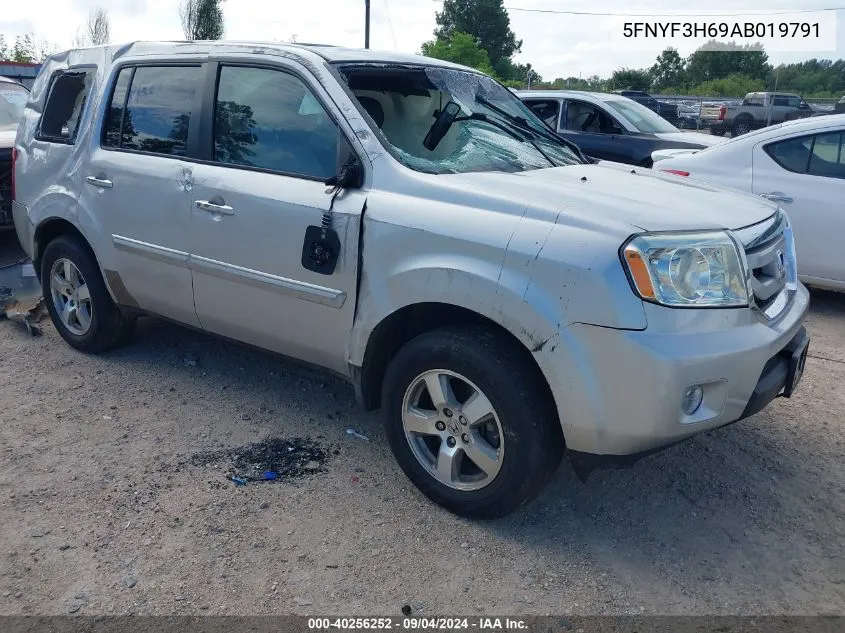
left=722, top=92, right=815, bottom=136
left=13, top=42, right=810, bottom=518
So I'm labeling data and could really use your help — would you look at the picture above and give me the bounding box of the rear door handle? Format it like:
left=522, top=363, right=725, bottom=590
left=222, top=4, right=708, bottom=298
left=86, top=175, right=113, bottom=189
left=760, top=192, right=793, bottom=204
left=195, top=199, right=235, bottom=215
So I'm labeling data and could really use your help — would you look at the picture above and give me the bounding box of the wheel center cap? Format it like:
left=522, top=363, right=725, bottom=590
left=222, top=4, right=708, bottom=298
left=447, top=419, right=461, bottom=435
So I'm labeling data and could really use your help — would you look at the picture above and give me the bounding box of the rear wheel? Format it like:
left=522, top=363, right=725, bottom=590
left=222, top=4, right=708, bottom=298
left=41, top=235, right=135, bottom=353
left=381, top=325, right=563, bottom=518
left=732, top=117, right=753, bottom=136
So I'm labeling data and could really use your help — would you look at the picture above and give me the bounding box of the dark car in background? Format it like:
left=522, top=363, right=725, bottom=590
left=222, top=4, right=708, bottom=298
left=612, top=90, right=679, bottom=124
left=518, top=90, right=721, bottom=166
left=0, top=76, right=29, bottom=229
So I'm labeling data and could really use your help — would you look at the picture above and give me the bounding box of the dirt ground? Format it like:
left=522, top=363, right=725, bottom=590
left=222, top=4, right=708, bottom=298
left=0, top=230, right=843, bottom=615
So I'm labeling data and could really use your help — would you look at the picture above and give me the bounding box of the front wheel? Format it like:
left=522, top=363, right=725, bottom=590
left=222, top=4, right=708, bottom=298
left=732, top=118, right=753, bottom=136
left=381, top=325, right=564, bottom=518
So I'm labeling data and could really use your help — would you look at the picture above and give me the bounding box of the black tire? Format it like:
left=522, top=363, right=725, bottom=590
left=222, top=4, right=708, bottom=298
left=381, top=325, right=564, bottom=519
left=732, top=116, right=753, bottom=136
left=40, top=235, right=135, bottom=353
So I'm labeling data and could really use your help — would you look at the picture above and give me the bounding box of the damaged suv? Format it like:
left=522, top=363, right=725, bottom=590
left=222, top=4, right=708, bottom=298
left=13, top=43, right=809, bottom=518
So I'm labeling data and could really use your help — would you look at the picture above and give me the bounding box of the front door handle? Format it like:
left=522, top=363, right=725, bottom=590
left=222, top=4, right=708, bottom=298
left=195, top=198, right=235, bottom=215
left=85, top=175, right=113, bottom=189
left=760, top=192, right=793, bottom=204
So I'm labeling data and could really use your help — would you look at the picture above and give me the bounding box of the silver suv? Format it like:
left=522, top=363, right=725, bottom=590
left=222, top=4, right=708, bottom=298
left=13, top=42, right=809, bottom=518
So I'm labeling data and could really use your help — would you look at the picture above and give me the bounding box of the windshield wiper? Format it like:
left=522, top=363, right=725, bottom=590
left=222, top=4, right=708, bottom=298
left=475, top=95, right=590, bottom=163
left=462, top=111, right=557, bottom=167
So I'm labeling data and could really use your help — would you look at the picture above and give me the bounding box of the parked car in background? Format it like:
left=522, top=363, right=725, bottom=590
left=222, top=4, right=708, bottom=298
left=518, top=90, right=721, bottom=166
left=677, top=104, right=701, bottom=129
left=1, top=76, right=29, bottom=229
left=612, top=90, right=679, bottom=124
left=653, top=114, right=845, bottom=292
left=835, top=96, right=845, bottom=114
left=699, top=101, right=730, bottom=135
left=722, top=92, right=815, bottom=137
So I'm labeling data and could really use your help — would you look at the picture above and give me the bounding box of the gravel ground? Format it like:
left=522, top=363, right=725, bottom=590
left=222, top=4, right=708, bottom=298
left=0, top=232, right=843, bottom=615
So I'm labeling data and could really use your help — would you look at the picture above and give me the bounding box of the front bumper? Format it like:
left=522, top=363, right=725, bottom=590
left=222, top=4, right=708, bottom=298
left=537, top=284, right=810, bottom=456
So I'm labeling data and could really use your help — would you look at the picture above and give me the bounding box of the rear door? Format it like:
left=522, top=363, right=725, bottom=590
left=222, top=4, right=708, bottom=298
left=752, top=129, right=845, bottom=284
left=78, top=62, right=204, bottom=326
left=187, top=60, right=366, bottom=373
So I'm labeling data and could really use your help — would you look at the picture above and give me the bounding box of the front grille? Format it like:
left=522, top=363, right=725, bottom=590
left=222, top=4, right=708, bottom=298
left=733, top=211, right=792, bottom=320
left=0, top=152, right=12, bottom=227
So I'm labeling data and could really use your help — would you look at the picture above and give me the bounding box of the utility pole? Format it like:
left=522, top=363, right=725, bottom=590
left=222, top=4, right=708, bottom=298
left=365, top=0, right=371, bottom=49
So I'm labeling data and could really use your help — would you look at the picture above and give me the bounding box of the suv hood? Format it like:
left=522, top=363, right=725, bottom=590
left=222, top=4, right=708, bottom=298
left=441, top=162, right=776, bottom=232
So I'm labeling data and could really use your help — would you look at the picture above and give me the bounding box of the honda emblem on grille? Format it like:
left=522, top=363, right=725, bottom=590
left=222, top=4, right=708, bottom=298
left=775, top=251, right=786, bottom=281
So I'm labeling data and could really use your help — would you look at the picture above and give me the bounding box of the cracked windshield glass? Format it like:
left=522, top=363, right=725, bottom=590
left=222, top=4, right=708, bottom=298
left=340, top=65, right=582, bottom=174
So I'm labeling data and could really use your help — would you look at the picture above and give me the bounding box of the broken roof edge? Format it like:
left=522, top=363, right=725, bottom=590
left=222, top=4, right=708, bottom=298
left=42, top=40, right=480, bottom=76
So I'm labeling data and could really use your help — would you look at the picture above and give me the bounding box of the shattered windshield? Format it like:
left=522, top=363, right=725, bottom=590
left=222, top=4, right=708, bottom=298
left=338, top=65, right=582, bottom=174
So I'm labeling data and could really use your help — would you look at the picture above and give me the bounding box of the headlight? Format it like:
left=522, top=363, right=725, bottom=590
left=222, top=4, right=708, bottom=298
left=622, top=231, right=748, bottom=307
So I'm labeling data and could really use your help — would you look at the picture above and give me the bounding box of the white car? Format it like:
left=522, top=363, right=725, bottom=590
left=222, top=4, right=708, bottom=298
left=652, top=115, right=845, bottom=292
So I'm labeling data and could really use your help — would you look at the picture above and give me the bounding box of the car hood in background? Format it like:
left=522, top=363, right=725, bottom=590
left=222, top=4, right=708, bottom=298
left=654, top=131, right=723, bottom=147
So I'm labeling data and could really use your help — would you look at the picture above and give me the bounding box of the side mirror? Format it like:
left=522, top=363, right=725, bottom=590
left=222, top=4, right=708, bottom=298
left=325, top=160, right=363, bottom=191
left=423, top=101, right=462, bottom=151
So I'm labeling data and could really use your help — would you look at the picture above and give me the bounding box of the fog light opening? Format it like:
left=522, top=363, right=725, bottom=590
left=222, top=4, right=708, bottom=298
left=681, top=385, right=704, bottom=416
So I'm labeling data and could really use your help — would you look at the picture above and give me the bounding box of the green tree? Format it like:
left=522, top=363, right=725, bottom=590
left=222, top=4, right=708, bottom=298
left=179, top=0, right=225, bottom=40
left=650, top=48, right=686, bottom=91
left=689, top=73, right=765, bottom=97
left=609, top=68, right=652, bottom=91
left=433, top=0, right=522, bottom=78
left=421, top=32, right=495, bottom=75
left=685, top=41, right=770, bottom=85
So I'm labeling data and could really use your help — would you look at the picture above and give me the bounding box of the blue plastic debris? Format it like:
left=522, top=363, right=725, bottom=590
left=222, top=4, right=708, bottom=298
left=230, top=476, right=248, bottom=486
left=263, top=471, right=279, bottom=480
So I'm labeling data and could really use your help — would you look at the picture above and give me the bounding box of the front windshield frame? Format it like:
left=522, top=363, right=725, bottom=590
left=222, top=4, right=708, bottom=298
left=604, top=97, right=679, bottom=134
left=0, top=81, right=29, bottom=127
left=332, top=62, right=585, bottom=175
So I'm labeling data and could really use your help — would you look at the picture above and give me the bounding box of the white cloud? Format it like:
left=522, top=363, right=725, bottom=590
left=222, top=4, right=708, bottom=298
left=1, top=0, right=843, bottom=79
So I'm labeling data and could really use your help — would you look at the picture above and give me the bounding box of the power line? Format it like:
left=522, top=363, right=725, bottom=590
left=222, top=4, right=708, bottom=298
left=504, top=6, right=845, bottom=17
left=383, top=0, right=398, bottom=50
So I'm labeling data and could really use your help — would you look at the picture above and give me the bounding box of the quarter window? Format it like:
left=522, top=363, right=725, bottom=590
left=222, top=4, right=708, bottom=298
left=212, top=65, right=339, bottom=180
left=103, top=65, right=201, bottom=156
left=38, top=70, right=94, bottom=144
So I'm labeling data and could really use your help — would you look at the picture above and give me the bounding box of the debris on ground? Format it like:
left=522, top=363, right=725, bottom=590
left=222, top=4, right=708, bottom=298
left=345, top=428, right=369, bottom=441
left=0, top=260, right=45, bottom=336
left=191, top=436, right=331, bottom=485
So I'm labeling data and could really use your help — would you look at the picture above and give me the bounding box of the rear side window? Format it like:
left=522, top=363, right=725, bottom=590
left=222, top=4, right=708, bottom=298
left=764, top=135, right=812, bottom=172
left=103, top=65, right=201, bottom=157
left=212, top=65, right=339, bottom=180
left=523, top=100, right=560, bottom=130
left=765, top=132, right=845, bottom=179
left=37, top=70, right=94, bottom=144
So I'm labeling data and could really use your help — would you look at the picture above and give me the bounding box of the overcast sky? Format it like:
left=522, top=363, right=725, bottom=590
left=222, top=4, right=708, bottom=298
left=2, top=1, right=844, bottom=78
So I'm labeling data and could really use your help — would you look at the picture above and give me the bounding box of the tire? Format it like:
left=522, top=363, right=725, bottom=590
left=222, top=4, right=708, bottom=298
left=381, top=325, right=564, bottom=519
left=40, top=235, right=135, bottom=353
left=709, top=125, right=726, bottom=136
left=732, top=117, right=752, bottom=136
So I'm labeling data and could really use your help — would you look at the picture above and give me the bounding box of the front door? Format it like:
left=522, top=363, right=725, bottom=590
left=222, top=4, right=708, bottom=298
left=752, top=129, right=845, bottom=284
left=558, top=99, right=636, bottom=164
left=80, top=63, right=204, bottom=327
left=189, top=62, right=366, bottom=373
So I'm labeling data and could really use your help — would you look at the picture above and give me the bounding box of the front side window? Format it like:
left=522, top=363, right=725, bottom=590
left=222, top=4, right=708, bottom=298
left=212, top=66, right=339, bottom=180
left=0, top=82, right=28, bottom=128
left=339, top=65, right=581, bottom=175
left=103, top=65, right=201, bottom=156
left=604, top=98, right=677, bottom=134
left=38, top=70, right=94, bottom=143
